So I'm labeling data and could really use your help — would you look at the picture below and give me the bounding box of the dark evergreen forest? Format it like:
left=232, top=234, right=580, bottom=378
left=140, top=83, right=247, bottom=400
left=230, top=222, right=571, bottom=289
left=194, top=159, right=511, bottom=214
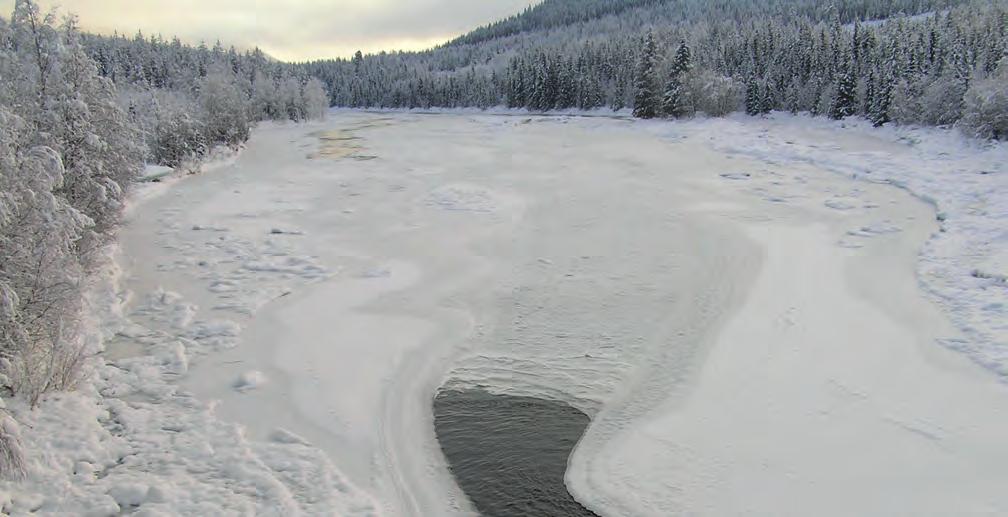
left=302, top=0, right=1007, bottom=138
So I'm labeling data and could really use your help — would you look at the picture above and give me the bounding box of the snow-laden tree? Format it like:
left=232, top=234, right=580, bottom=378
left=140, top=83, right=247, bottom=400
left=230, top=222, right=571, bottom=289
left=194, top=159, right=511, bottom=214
left=302, top=78, right=330, bottom=120
left=633, top=32, right=660, bottom=119
left=0, top=102, right=92, bottom=408
left=45, top=18, right=142, bottom=242
left=745, top=78, right=761, bottom=116
left=198, top=66, right=251, bottom=147
left=154, top=109, right=207, bottom=169
left=870, top=74, right=894, bottom=127
left=831, top=57, right=859, bottom=120
left=251, top=69, right=280, bottom=120
left=279, top=75, right=307, bottom=121
left=662, top=41, right=691, bottom=118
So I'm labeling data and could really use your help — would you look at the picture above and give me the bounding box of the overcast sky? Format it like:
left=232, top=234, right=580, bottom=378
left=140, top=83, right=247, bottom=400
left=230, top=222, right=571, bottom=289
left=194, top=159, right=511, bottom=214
left=2, top=0, right=539, bottom=61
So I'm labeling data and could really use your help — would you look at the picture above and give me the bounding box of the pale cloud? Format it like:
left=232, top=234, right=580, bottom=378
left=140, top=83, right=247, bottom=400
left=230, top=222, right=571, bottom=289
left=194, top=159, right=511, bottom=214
left=0, top=0, right=538, bottom=61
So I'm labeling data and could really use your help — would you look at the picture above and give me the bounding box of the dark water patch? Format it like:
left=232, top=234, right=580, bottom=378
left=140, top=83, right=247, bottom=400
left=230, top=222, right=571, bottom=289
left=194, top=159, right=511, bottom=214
left=433, top=389, right=599, bottom=517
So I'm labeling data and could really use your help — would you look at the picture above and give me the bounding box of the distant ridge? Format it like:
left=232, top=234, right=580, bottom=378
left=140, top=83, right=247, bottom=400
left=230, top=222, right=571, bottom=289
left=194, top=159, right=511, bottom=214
left=447, top=0, right=667, bottom=46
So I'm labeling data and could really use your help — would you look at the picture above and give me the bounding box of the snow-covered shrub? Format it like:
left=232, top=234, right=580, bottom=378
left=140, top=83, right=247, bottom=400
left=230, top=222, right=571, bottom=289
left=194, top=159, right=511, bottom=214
left=686, top=71, right=743, bottom=117
left=0, top=138, right=89, bottom=405
left=279, top=76, right=307, bottom=121
left=154, top=110, right=207, bottom=169
left=251, top=70, right=281, bottom=120
left=303, top=78, right=330, bottom=120
left=49, top=42, right=142, bottom=240
left=251, top=73, right=327, bottom=123
left=961, top=59, right=1008, bottom=140
left=919, top=76, right=967, bottom=126
left=199, top=67, right=251, bottom=147
left=0, top=410, right=25, bottom=481
left=889, top=79, right=924, bottom=125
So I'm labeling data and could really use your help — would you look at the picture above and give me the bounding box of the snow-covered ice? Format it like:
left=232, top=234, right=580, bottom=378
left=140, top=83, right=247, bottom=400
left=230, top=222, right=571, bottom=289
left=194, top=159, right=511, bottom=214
left=5, top=111, right=1008, bottom=516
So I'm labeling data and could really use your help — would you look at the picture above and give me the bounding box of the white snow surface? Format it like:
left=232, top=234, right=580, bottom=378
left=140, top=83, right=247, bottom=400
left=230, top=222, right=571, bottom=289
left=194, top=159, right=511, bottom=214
left=3, top=111, right=1007, bottom=516
left=699, top=114, right=1008, bottom=376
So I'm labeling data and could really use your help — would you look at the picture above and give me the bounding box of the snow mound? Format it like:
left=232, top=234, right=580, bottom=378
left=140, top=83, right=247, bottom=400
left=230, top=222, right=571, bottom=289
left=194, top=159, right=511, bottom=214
left=269, top=428, right=311, bottom=446
left=847, top=221, right=903, bottom=237
left=233, top=370, right=268, bottom=392
left=824, top=198, right=858, bottom=211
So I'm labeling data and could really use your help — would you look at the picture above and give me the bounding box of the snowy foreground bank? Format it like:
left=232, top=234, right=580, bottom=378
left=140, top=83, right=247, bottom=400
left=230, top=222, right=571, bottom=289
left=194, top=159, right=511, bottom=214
left=2, top=111, right=1006, bottom=515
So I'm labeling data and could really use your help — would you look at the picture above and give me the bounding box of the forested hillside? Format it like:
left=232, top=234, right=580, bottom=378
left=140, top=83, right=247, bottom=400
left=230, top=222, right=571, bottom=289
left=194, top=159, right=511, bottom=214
left=448, top=0, right=953, bottom=46
left=448, top=0, right=665, bottom=45
left=305, top=0, right=1007, bottom=138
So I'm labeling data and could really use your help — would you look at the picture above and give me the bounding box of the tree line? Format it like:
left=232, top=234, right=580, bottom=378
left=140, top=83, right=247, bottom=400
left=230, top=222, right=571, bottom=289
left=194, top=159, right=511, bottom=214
left=306, top=0, right=1006, bottom=138
left=82, top=31, right=329, bottom=168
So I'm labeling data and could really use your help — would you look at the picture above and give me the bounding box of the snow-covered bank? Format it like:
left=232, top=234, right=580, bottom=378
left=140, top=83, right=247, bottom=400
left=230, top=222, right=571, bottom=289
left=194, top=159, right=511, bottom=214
left=701, top=113, right=1008, bottom=378
left=6, top=110, right=1006, bottom=516
left=0, top=134, right=379, bottom=514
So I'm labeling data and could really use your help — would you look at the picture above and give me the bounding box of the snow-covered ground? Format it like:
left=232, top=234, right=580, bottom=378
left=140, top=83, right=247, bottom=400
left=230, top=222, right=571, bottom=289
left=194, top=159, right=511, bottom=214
left=4, top=110, right=1007, bottom=515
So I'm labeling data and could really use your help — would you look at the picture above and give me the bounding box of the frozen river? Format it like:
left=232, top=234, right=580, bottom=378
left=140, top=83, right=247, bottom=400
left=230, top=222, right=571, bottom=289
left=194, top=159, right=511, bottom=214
left=117, top=111, right=1008, bottom=516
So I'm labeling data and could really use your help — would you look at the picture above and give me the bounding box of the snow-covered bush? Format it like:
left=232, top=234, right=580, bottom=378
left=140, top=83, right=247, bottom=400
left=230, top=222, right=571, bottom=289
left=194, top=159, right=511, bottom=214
left=154, top=110, right=207, bottom=169
left=889, top=79, right=922, bottom=125
left=961, top=59, right=1008, bottom=140
left=919, top=76, right=968, bottom=126
left=303, top=78, right=330, bottom=120
left=0, top=111, right=89, bottom=406
left=686, top=71, right=743, bottom=117
left=251, top=70, right=281, bottom=120
left=0, top=108, right=29, bottom=481
left=46, top=26, right=142, bottom=241
left=279, top=76, right=307, bottom=121
left=0, top=411, right=26, bottom=480
left=199, top=68, right=251, bottom=147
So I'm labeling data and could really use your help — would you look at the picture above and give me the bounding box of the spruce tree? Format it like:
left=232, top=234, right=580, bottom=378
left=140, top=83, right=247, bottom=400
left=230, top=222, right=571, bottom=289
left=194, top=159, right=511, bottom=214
left=831, top=57, right=858, bottom=120
left=863, top=69, right=876, bottom=116
left=871, top=74, right=894, bottom=127
left=662, top=74, right=684, bottom=117
left=662, top=41, right=692, bottom=118
left=745, top=78, right=761, bottom=116
left=759, top=82, right=774, bottom=114
left=671, top=41, right=691, bottom=76
left=633, top=32, right=659, bottom=119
